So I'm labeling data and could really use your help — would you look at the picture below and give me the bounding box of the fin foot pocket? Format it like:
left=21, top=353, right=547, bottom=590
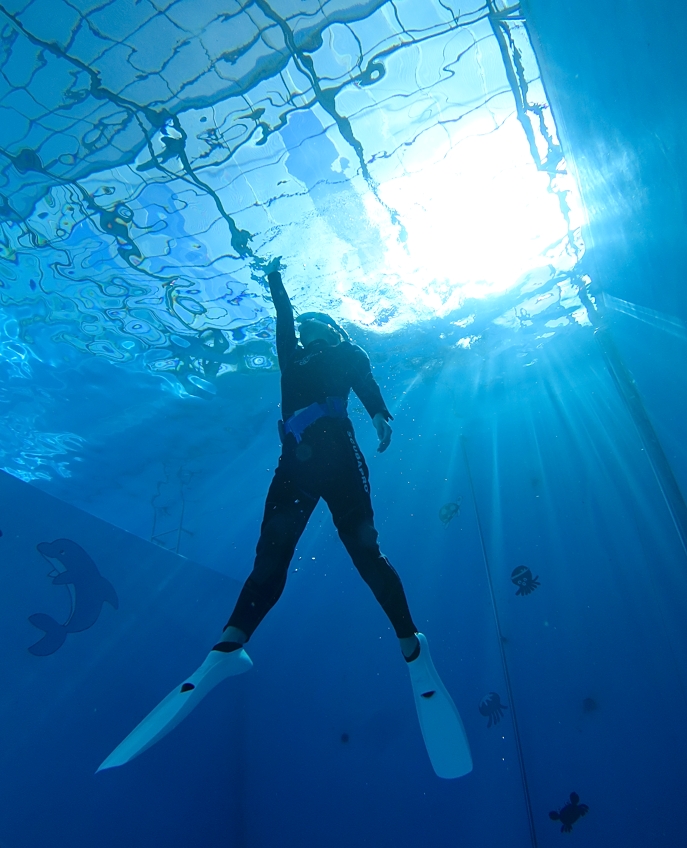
left=212, top=641, right=243, bottom=653
left=403, top=637, right=421, bottom=663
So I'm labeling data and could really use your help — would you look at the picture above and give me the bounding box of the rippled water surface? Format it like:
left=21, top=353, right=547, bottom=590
left=0, top=0, right=588, bottom=485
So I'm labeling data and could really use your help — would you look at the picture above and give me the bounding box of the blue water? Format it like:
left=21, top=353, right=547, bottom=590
left=1, top=0, right=686, bottom=845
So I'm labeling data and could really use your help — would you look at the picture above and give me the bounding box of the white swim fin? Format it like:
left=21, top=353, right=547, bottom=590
left=97, top=645, right=252, bottom=772
left=406, top=633, right=472, bottom=779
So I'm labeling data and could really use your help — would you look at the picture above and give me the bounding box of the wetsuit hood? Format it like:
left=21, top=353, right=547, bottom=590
left=296, top=311, right=351, bottom=343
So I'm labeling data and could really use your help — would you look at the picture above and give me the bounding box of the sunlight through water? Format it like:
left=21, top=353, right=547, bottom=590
left=0, top=0, right=588, bottom=479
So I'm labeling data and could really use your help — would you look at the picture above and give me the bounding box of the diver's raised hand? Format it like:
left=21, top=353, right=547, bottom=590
left=265, top=256, right=282, bottom=286
left=266, top=264, right=284, bottom=297
left=373, top=412, right=392, bottom=453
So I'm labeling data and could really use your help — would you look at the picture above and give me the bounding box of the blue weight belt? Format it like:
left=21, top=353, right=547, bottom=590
left=279, top=396, right=348, bottom=444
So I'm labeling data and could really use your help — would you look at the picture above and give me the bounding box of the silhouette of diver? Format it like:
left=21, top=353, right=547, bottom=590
left=219, top=269, right=419, bottom=658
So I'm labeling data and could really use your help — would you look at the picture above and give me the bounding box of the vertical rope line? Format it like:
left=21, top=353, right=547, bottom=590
left=594, top=326, right=687, bottom=558
left=460, top=435, right=539, bottom=848
left=175, top=467, right=189, bottom=555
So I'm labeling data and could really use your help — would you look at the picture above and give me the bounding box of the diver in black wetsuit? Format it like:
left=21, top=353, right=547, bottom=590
left=98, top=270, right=471, bottom=773
left=219, top=270, right=420, bottom=661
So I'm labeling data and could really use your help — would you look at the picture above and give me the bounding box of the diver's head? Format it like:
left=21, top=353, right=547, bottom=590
left=299, top=318, right=341, bottom=348
left=296, top=311, right=349, bottom=348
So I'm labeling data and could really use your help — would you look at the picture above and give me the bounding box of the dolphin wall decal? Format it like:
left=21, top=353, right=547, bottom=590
left=28, top=538, right=118, bottom=656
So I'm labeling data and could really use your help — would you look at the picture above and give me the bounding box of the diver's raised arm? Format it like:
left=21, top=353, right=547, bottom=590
left=267, top=270, right=297, bottom=366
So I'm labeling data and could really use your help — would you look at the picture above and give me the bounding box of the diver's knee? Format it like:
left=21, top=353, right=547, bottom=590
left=339, top=519, right=380, bottom=555
left=244, top=569, right=287, bottom=599
left=258, top=512, right=299, bottom=550
left=355, top=520, right=379, bottom=548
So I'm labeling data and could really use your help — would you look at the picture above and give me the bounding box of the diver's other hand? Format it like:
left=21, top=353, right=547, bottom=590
left=373, top=413, right=392, bottom=453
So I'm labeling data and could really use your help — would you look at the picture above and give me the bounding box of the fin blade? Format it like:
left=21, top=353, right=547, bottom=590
left=407, top=634, right=473, bottom=779
left=97, top=647, right=252, bottom=772
left=97, top=685, right=195, bottom=771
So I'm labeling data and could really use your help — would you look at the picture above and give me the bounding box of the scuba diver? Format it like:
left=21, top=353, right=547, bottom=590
left=99, top=270, right=472, bottom=779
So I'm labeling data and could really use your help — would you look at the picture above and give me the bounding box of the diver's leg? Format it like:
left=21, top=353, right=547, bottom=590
left=222, top=461, right=318, bottom=645
left=336, top=514, right=418, bottom=651
left=323, top=426, right=418, bottom=654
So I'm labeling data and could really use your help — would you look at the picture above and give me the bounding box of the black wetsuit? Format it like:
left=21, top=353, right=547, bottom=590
left=226, top=272, right=417, bottom=640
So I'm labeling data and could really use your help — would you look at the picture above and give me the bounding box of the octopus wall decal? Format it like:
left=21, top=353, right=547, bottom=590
left=478, top=692, right=508, bottom=727
left=511, top=565, right=541, bottom=596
